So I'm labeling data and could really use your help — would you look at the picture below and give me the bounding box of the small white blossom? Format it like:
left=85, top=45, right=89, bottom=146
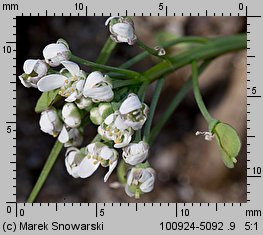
left=98, top=112, right=133, bottom=148
left=125, top=167, right=155, bottom=198
left=39, top=107, right=62, bottom=137
left=65, top=147, right=89, bottom=178
left=19, top=59, right=48, bottom=88
left=119, top=93, right=149, bottom=130
left=75, top=96, right=93, bottom=110
left=43, top=39, right=70, bottom=67
left=62, top=103, right=81, bottom=128
left=105, top=16, right=137, bottom=45
left=58, top=126, right=83, bottom=147
left=122, top=141, right=149, bottom=165
left=37, top=61, right=86, bottom=102
left=65, top=143, right=118, bottom=181
left=83, top=71, right=114, bottom=102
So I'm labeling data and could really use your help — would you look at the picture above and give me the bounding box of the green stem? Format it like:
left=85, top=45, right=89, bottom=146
left=70, top=54, right=142, bottom=80
left=143, top=34, right=246, bottom=83
left=143, top=78, right=165, bottom=143
left=149, top=60, right=211, bottom=144
left=136, top=39, right=162, bottom=58
left=27, top=140, right=63, bottom=203
left=117, top=160, right=127, bottom=185
left=192, top=61, right=213, bottom=123
left=120, top=36, right=210, bottom=69
left=96, top=38, right=116, bottom=65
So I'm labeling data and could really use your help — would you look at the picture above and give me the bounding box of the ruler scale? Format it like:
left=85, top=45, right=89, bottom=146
left=1, top=0, right=262, bottom=234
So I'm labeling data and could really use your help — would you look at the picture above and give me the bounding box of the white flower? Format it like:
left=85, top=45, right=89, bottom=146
left=43, top=39, right=70, bottom=67
left=65, top=147, right=90, bottom=178
left=37, top=61, right=86, bottom=102
left=39, top=107, right=62, bottom=137
left=19, top=59, right=48, bottom=88
left=119, top=93, right=149, bottom=130
left=105, top=16, right=137, bottom=45
left=98, top=112, right=133, bottom=148
left=58, top=126, right=83, bottom=147
left=62, top=103, right=81, bottom=128
left=65, top=143, right=118, bottom=182
left=90, top=103, right=113, bottom=125
left=85, top=142, right=118, bottom=182
left=83, top=71, right=114, bottom=102
left=122, top=141, right=149, bottom=165
left=75, top=96, right=93, bottom=110
left=125, top=167, right=155, bottom=198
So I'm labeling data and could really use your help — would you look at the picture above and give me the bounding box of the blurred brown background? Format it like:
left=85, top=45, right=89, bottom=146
left=17, top=16, right=247, bottom=202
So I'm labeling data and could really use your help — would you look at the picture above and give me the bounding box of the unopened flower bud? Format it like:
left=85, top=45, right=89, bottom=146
left=122, top=141, right=149, bottom=165
left=105, top=16, right=137, bottom=45
left=62, top=103, right=81, bottom=128
left=75, top=96, right=93, bottom=110
left=90, top=103, right=113, bottom=125
left=39, top=107, right=62, bottom=137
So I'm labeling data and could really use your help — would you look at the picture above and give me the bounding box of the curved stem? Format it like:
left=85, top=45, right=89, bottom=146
left=121, top=36, right=210, bottom=69
left=143, top=34, right=246, bottom=83
left=192, top=61, right=213, bottom=123
left=27, top=140, right=63, bottom=203
left=96, top=37, right=116, bottom=65
left=149, top=60, right=211, bottom=144
left=70, top=54, right=142, bottom=80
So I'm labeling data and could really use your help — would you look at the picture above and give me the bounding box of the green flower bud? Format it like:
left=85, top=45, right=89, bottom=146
left=90, top=103, right=114, bottom=125
left=211, top=122, right=241, bottom=168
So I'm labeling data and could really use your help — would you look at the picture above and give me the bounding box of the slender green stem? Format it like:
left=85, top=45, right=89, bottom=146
left=117, top=160, right=127, bottom=185
left=27, top=140, right=63, bottom=203
left=96, top=37, right=116, bottom=65
left=143, top=34, right=246, bottom=83
left=120, top=36, right=210, bottom=69
left=70, top=54, right=142, bottom=80
left=149, top=60, right=211, bottom=144
left=136, top=39, right=162, bottom=57
left=192, top=61, right=213, bottom=123
left=143, top=78, right=165, bottom=143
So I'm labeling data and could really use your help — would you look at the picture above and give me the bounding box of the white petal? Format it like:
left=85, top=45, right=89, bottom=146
left=104, top=160, right=118, bottom=182
left=19, top=76, right=31, bottom=88
left=65, top=92, right=77, bottom=102
left=84, top=71, right=104, bottom=90
left=43, top=43, right=69, bottom=60
left=112, top=23, right=134, bottom=39
left=104, top=113, right=115, bottom=125
left=23, top=59, right=39, bottom=74
left=125, top=184, right=135, bottom=197
left=105, top=16, right=119, bottom=26
left=61, top=61, right=80, bottom=76
left=58, top=126, right=69, bottom=143
left=84, top=86, right=113, bottom=101
left=77, top=157, right=100, bottom=178
left=119, top=94, right=142, bottom=114
left=100, top=146, right=113, bottom=160
left=39, top=113, right=53, bottom=134
left=76, top=80, right=85, bottom=92
left=115, top=115, right=128, bottom=130
left=37, top=74, right=67, bottom=92
left=140, top=176, right=155, bottom=193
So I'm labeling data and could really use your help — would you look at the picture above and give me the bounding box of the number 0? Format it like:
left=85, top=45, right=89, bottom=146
left=239, top=3, right=244, bottom=10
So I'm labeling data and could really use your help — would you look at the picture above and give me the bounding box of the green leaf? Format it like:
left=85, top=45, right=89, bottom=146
left=35, top=90, right=59, bottom=113
left=213, top=122, right=241, bottom=168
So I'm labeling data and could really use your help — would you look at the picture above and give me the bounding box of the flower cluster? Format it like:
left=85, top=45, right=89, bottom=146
left=19, top=17, right=155, bottom=198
